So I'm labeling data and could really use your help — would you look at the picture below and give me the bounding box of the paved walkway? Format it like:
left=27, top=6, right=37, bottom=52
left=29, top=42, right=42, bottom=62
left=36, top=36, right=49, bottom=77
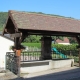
left=0, top=66, right=80, bottom=80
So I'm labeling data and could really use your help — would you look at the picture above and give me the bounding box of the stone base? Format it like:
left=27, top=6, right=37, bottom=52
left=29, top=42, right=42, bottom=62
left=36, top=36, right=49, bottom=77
left=21, top=59, right=74, bottom=73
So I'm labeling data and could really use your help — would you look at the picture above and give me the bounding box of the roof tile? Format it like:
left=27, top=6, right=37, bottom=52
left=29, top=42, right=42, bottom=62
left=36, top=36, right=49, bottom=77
left=9, top=10, right=80, bottom=33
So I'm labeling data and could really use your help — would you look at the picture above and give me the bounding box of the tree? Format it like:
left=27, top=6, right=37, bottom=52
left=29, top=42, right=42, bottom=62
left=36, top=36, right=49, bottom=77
left=23, top=35, right=41, bottom=43
left=68, top=37, right=77, bottom=44
left=52, top=36, right=64, bottom=44
left=0, top=12, right=8, bottom=30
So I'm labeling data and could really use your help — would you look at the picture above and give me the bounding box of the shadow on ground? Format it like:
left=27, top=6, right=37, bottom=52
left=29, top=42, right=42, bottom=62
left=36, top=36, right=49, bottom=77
left=11, top=66, right=80, bottom=80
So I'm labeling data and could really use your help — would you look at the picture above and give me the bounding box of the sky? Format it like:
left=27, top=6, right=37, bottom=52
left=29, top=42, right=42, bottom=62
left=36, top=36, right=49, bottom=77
left=0, top=0, right=80, bottom=19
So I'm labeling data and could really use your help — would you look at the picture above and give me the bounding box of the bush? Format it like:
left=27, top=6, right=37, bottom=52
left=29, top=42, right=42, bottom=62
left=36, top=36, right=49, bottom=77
left=52, top=44, right=78, bottom=51
left=52, top=44, right=79, bottom=56
left=22, top=43, right=78, bottom=50
left=22, top=43, right=78, bottom=51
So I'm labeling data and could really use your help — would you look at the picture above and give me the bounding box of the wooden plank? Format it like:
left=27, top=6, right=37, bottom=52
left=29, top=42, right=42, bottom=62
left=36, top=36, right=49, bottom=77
left=10, top=33, right=22, bottom=37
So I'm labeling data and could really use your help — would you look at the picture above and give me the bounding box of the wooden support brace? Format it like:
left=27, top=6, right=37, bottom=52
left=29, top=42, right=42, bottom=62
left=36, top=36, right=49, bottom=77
left=10, top=32, right=22, bottom=38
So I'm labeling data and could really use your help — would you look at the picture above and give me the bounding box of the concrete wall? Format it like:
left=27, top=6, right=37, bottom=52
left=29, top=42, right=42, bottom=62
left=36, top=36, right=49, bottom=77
left=0, top=36, right=13, bottom=69
left=21, top=59, right=74, bottom=73
left=49, top=59, right=74, bottom=69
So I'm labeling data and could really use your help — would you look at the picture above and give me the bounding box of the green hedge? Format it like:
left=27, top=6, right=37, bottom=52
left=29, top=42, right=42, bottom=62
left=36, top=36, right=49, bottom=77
left=22, top=43, right=78, bottom=51
left=52, top=44, right=78, bottom=51
left=52, top=44, right=79, bottom=56
left=22, top=43, right=79, bottom=56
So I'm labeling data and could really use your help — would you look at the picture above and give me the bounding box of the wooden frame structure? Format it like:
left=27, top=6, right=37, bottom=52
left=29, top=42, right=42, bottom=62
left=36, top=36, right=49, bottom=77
left=3, top=10, right=80, bottom=75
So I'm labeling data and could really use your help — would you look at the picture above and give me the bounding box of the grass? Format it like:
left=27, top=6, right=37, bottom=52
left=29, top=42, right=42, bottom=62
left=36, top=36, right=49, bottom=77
left=22, top=43, right=41, bottom=48
left=21, top=43, right=57, bottom=48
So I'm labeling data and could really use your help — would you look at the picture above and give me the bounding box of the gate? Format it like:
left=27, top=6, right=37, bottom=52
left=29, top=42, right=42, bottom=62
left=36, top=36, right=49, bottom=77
left=6, top=52, right=19, bottom=75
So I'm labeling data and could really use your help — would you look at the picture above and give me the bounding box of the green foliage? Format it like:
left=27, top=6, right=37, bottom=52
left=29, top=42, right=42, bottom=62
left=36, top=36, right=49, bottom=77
left=24, top=35, right=65, bottom=43
left=22, top=42, right=78, bottom=51
left=68, top=37, right=77, bottom=44
left=23, top=43, right=78, bottom=55
left=24, top=35, right=41, bottom=43
left=0, top=12, right=8, bottom=31
left=52, top=44, right=77, bottom=51
left=0, top=26, right=3, bottom=31
left=52, top=44, right=78, bottom=56
left=0, top=12, right=8, bottom=24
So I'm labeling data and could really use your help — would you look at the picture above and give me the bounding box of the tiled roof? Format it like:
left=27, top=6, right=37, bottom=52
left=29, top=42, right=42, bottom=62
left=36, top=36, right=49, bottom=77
left=56, top=37, right=70, bottom=43
left=8, top=10, right=80, bottom=33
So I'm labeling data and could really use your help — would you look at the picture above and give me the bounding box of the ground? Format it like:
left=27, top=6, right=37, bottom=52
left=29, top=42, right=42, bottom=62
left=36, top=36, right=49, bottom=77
left=0, top=63, right=80, bottom=80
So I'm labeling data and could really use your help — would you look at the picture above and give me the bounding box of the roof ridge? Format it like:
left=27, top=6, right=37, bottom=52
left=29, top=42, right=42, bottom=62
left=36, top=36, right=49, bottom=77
left=8, top=10, right=80, bottom=21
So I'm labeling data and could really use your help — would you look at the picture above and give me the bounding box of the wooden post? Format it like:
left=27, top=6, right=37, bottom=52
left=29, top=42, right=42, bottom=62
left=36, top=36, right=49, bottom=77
left=40, top=37, right=52, bottom=60
left=75, top=36, right=80, bottom=67
left=16, top=50, right=21, bottom=77
left=14, top=37, right=21, bottom=77
left=10, top=32, right=24, bottom=77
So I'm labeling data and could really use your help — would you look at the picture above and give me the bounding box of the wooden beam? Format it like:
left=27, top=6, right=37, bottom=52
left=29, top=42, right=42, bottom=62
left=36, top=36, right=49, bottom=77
left=10, top=32, right=22, bottom=38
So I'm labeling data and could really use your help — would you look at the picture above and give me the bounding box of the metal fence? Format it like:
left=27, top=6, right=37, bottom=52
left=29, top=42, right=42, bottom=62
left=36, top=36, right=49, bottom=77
left=21, top=51, right=41, bottom=61
left=6, top=50, right=79, bottom=65
left=52, top=50, right=78, bottom=58
left=21, top=50, right=79, bottom=62
left=6, top=52, right=19, bottom=75
left=6, top=50, right=79, bottom=76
